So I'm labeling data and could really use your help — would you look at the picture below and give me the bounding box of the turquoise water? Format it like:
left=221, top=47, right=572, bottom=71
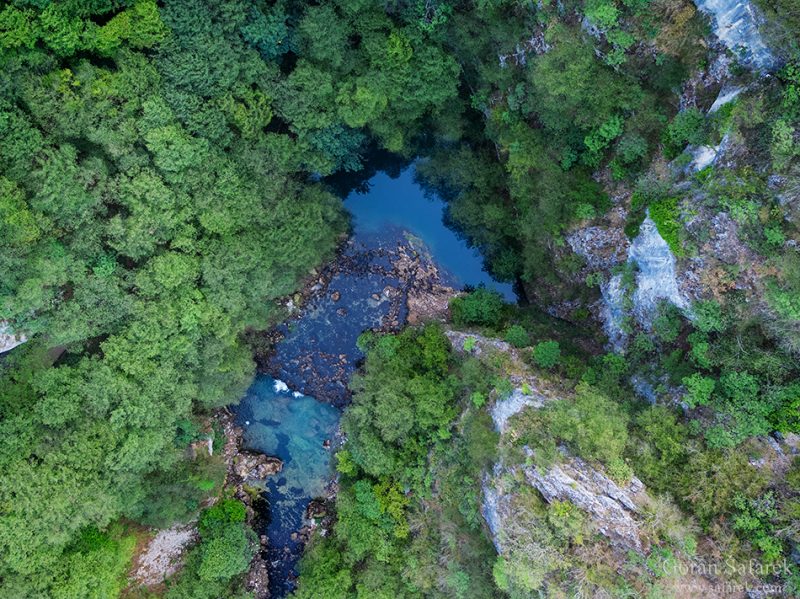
left=236, top=376, right=340, bottom=596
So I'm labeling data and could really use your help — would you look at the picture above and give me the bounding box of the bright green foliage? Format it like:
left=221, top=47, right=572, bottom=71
left=197, top=524, right=255, bottom=582
left=732, top=492, right=783, bottom=563
left=343, top=325, right=457, bottom=491
left=663, top=108, right=707, bottom=156
left=532, top=340, right=561, bottom=369
left=48, top=526, right=135, bottom=599
left=682, top=373, right=715, bottom=408
left=521, top=383, right=629, bottom=466
left=164, top=500, right=255, bottom=596
left=649, top=197, right=684, bottom=256
left=297, top=329, right=498, bottom=598
left=548, top=383, right=629, bottom=464
left=0, top=0, right=473, bottom=591
left=628, top=406, right=689, bottom=493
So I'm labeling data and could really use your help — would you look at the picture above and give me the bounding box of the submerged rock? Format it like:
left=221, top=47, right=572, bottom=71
left=234, top=452, right=284, bottom=481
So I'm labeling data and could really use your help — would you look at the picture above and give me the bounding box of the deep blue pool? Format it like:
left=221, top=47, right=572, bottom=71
left=344, top=166, right=516, bottom=301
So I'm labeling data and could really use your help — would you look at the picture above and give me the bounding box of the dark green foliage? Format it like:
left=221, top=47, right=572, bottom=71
left=628, top=406, right=689, bottom=493
left=663, top=108, right=707, bottom=157
left=296, top=326, right=498, bottom=598
left=676, top=448, right=768, bottom=526
left=344, top=325, right=457, bottom=491
left=653, top=302, right=684, bottom=343
left=450, top=287, right=507, bottom=329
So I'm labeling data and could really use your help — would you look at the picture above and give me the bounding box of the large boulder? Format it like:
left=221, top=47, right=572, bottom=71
left=234, top=451, right=283, bottom=481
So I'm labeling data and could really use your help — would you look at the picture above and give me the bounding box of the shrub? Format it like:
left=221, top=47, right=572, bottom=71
left=693, top=300, right=724, bottom=333
left=653, top=302, right=683, bottom=343
left=629, top=406, right=688, bottom=493
left=504, top=325, right=530, bottom=348
left=532, top=340, right=560, bottom=369
left=606, top=458, right=633, bottom=484
left=547, top=383, right=629, bottom=465
left=584, top=0, right=620, bottom=29
left=677, top=449, right=768, bottom=524
left=663, top=108, right=707, bottom=156
left=649, top=197, right=684, bottom=256
left=470, top=391, right=486, bottom=408
left=450, top=288, right=506, bottom=328
left=682, top=373, right=715, bottom=408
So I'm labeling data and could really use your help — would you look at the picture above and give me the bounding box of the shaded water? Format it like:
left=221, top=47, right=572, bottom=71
left=345, top=168, right=516, bottom=301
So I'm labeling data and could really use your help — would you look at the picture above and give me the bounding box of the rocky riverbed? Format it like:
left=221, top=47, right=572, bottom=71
left=250, top=226, right=456, bottom=407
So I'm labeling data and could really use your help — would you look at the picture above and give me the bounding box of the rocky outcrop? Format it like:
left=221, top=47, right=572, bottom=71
left=567, top=226, right=629, bottom=269
left=629, top=216, right=691, bottom=327
left=692, top=0, right=777, bottom=72
left=593, top=214, right=692, bottom=349
left=219, top=410, right=282, bottom=599
left=258, top=229, right=460, bottom=406
left=130, top=523, right=198, bottom=587
left=523, top=452, right=649, bottom=553
left=490, top=387, right=547, bottom=433
left=0, top=322, right=26, bottom=354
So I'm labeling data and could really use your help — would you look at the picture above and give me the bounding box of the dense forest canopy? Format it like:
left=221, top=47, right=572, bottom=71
left=1, top=0, right=800, bottom=597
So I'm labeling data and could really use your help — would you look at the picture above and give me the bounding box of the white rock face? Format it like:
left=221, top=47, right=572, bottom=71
left=490, top=387, right=546, bottom=433
left=600, top=216, right=691, bottom=348
left=0, top=322, right=27, bottom=354
left=693, top=0, right=776, bottom=71
left=601, top=274, right=627, bottom=351
left=689, top=144, right=720, bottom=171
left=481, top=463, right=508, bottom=552
left=523, top=454, right=648, bottom=552
left=629, top=217, right=691, bottom=327
left=709, top=84, right=744, bottom=112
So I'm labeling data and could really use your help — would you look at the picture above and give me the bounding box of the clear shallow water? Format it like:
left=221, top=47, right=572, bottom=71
left=345, top=167, right=516, bottom=301
left=236, top=377, right=340, bottom=596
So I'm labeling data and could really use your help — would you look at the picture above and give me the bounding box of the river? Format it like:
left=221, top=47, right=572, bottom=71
left=235, top=164, right=512, bottom=597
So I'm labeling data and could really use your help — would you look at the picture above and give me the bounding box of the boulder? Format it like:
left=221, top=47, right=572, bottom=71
left=234, top=452, right=283, bottom=481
